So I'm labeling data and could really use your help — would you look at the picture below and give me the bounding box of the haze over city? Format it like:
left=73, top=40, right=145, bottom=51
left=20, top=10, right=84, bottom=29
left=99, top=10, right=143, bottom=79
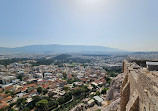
left=0, top=0, right=158, bottom=51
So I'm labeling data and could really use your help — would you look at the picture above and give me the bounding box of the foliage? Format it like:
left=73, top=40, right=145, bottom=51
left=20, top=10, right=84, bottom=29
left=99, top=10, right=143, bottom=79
left=17, top=74, right=23, bottom=81
left=53, top=54, right=71, bottom=60
left=105, top=77, right=111, bottom=83
left=8, top=109, right=17, bottom=111
left=72, top=85, right=89, bottom=96
left=21, top=107, right=31, bottom=111
left=43, top=89, right=48, bottom=95
left=37, top=87, right=43, bottom=94
left=63, top=86, right=69, bottom=91
left=16, top=98, right=27, bottom=109
left=57, top=93, right=72, bottom=105
left=0, top=58, right=30, bottom=66
left=67, top=78, right=80, bottom=84
left=36, top=99, right=48, bottom=111
left=26, top=96, right=42, bottom=109
left=63, top=72, right=67, bottom=79
left=103, top=66, right=122, bottom=74
left=48, top=100, right=59, bottom=110
left=95, top=109, right=101, bottom=111
left=95, top=91, right=100, bottom=96
left=101, top=87, right=109, bottom=94
left=48, top=91, right=56, bottom=98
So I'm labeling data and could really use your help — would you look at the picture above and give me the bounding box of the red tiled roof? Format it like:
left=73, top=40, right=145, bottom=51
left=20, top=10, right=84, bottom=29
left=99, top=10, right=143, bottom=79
left=0, top=101, right=8, bottom=109
left=1, top=96, right=12, bottom=102
left=0, top=89, right=3, bottom=92
left=4, top=85, right=13, bottom=90
left=41, top=84, right=49, bottom=89
left=0, top=93, right=8, bottom=99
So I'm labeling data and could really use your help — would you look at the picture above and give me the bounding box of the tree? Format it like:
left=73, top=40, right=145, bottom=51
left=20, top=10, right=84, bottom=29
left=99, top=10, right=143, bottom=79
left=63, top=86, right=69, bottom=91
left=105, top=77, right=111, bottom=83
left=72, top=88, right=82, bottom=96
left=48, top=100, right=58, bottom=110
left=48, top=91, right=56, bottom=98
left=21, top=107, right=31, bottom=111
left=28, top=96, right=41, bottom=109
left=57, top=93, right=72, bottom=105
left=101, top=88, right=108, bottom=94
left=43, top=89, right=48, bottom=95
left=95, top=91, right=100, bottom=96
left=63, top=72, right=67, bottom=79
left=16, top=98, right=27, bottom=109
left=37, top=87, right=43, bottom=94
left=32, top=96, right=41, bottom=103
left=36, top=99, right=48, bottom=111
left=17, top=74, right=23, bottom=81
left=8, top=109, right=17, bottom=111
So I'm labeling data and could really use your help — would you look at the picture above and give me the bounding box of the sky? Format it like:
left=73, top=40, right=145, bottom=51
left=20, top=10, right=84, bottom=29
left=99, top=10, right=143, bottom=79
left=0, top=0, right=158, bottom=51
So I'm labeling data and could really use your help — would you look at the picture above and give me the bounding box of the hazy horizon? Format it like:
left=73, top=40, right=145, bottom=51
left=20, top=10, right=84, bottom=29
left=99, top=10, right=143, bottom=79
left=0, top=0, right=158, bottom=51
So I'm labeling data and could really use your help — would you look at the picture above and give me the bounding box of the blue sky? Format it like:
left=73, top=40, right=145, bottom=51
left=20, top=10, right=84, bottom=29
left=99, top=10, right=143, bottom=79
left=0, top=0, right=158, bottom=51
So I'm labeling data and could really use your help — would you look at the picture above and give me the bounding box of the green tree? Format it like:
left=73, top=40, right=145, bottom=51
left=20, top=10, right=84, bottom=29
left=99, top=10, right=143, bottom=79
left=36, top=99, right=48, bottom=111
left=9, top=109, right=17, bottom=111
left=105, top=77, right=111, bottom=83
left=43, top=89, right=48, bottom=95
left=21, top=107, right=31, bottom=111
left=101, top=87, right=109, bottom=94
left=48, top=91, right=56, bottom=98
left=37, top=87, right=43, bottom=94
left=63, top=72, right=67, bottom=79
left=63, top=86, right=69, bottom=91
left=95, top=91, right=100, bottom=96
left=48, top=100, right=58, bottom=110
left=17, top=74, right=24, bottom=81
left=16, top=98, right=27, bottom=109
left=95, top=109, right=101, bottom=111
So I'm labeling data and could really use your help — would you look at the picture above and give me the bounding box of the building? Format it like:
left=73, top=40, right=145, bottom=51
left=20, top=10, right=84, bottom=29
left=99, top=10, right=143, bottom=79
left=93, top=96, right=103, bottom=106
left=0, top=76, right=16, bottom=85
left=146, top=61, right=158, bottom=71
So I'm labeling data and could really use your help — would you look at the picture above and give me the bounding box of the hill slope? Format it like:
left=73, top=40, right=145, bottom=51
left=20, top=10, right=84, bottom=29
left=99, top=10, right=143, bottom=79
left=0, top=44, right=125, bottom=54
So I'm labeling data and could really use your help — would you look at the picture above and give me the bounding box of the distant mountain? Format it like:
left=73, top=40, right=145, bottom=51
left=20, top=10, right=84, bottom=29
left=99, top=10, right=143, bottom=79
left=0, top=44, right=126, bottom=54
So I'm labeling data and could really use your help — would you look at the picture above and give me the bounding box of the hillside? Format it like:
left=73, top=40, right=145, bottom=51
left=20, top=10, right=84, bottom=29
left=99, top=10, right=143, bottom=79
left=0, top=44, right=125, bottom=54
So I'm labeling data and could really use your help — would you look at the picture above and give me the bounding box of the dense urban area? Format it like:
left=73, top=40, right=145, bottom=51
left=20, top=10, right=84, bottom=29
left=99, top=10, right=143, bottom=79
left=0, top=53, right=157, bottom=111
left=0, top=53, right=125, bottom=111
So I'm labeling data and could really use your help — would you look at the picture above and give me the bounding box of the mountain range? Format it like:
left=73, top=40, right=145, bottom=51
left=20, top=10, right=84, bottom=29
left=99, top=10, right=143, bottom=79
left=0, top=44, right=125, bottom=54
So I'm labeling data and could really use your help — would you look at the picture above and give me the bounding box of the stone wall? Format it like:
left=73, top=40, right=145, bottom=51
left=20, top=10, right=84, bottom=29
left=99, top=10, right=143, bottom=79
left=120, top=60, right=158, bottom=111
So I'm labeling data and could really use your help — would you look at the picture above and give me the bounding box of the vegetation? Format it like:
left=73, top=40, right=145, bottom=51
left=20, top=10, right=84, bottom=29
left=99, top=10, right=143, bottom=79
left=67, top=78, right=80, bottom=84
left=105, top=77, right=111, bottom=84
left=95, top=91, right=100, bottom=96
left=36, top=99, right=48, bottom=111
left=101, top=87, right=109, bottom=94
left=0, top=58, right=30, bottom=66
left=43, top=89, right=48, bottom=95
left=37, top=87, right=43, bottom=94
left=95, top=109, right=101, bottom=111
left=57, top=93, right=72, bottom=105
left=16, top=98, right=27, bottom=109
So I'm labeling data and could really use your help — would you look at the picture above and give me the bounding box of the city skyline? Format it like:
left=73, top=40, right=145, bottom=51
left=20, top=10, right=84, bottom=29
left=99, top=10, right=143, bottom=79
left=0, top=0, right=158, bottom=51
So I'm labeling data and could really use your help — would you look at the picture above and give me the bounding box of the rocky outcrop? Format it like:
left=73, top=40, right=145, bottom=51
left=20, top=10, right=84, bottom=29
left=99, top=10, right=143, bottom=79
left=102, top=98, right=120, bottom=111
left=106, top=73, right=125, bottom=101
left=103, top=73, right=125, bottom=111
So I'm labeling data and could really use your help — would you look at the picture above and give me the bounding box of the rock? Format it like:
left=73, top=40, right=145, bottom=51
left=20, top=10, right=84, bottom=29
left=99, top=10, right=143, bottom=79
left=102, top=98, right=121, bottom=111
left=106, top=73, right=125, bottom=101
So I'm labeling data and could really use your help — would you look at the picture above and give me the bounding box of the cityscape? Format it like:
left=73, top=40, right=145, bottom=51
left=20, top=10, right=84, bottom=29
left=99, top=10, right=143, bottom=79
left=0, top=0, right=158, bottom=111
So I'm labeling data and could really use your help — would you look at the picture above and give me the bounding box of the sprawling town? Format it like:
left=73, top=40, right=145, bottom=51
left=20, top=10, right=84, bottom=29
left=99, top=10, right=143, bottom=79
left=0, top=54, right=124, bottom=111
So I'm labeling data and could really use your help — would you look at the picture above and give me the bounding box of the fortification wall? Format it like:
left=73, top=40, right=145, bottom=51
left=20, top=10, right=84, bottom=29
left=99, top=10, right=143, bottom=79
left=120, top=60, right=158, bottom=111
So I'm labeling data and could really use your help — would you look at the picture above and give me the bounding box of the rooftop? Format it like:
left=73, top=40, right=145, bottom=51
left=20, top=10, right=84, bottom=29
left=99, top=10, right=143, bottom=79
left=146, top=62, right=158, bottom=66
